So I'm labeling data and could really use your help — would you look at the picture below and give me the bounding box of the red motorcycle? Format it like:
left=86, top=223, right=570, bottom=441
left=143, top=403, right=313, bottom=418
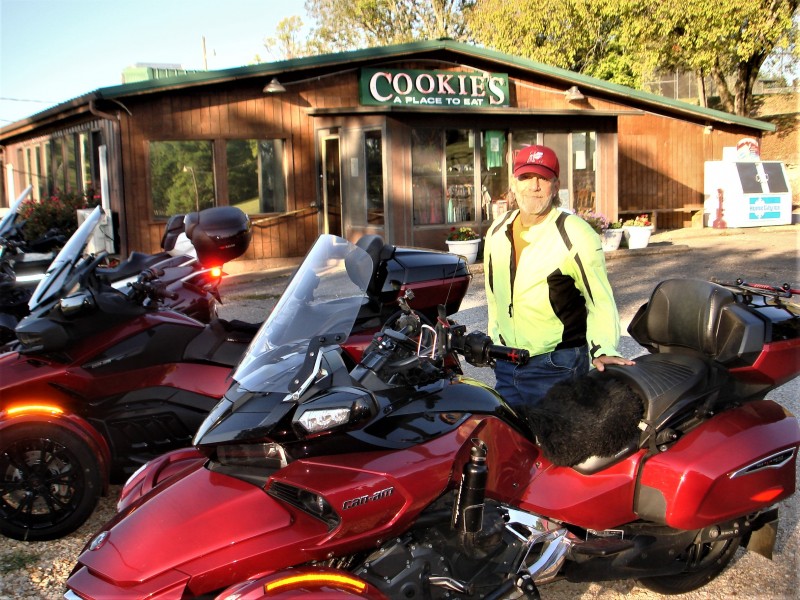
left=65, top=234, right=799, bottom=599
left=0, top=225, right=469, bottom=541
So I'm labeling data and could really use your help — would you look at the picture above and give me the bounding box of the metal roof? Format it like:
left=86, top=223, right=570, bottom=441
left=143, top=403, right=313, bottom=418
left=1, top=39, right=776, bottom=137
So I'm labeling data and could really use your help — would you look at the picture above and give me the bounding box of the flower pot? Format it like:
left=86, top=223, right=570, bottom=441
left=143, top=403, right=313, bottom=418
left=601, top=228, right=624, bottom=251
left=446, top=239, right=480, bottom=264
left=622, top=226, right=653, bottom=249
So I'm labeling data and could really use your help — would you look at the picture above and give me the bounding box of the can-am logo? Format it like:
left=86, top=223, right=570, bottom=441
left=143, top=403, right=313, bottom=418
left=360, top=68, right=510, bottom=108
left=342, top=486, right=394, bottom=510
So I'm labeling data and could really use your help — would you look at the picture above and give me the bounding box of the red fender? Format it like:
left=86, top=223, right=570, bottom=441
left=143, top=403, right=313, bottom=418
left=0, top=408, right=112, bottom=493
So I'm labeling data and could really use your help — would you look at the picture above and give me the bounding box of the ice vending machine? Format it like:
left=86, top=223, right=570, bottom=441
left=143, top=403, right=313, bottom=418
left=704, top=161, right=792, bottom=228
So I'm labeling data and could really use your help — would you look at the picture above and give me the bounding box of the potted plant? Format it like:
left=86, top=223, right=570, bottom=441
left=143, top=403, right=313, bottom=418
left=578, top=210, right=623, bottom=251
left=622, top=214, right=653, bottom=249
left=445, top=226, right=481, bottom=264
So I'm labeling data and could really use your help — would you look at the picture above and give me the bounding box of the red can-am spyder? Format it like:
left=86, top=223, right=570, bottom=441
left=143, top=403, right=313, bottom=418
left=66, top=234, right=799, bottom=599
left=0, top=222, right=469, bottom=542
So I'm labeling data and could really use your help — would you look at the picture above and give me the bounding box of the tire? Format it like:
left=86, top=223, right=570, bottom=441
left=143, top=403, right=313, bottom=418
left=637, top=536, right=741, bottom=595
left=0, top=423, right=103, bottom=541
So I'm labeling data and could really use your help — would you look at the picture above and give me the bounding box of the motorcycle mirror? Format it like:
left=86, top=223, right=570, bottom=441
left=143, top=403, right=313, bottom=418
left=59, top=292, right=94, bottom=316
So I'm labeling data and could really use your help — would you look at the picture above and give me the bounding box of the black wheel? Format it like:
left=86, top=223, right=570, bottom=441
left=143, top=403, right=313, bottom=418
left=0, top=423, right=103, bottom=541
left=637, top=536, right=741, bottom=594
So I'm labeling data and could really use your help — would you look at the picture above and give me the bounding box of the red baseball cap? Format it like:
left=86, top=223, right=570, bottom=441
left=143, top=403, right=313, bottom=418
left=513, top=145, right=560, bottom=180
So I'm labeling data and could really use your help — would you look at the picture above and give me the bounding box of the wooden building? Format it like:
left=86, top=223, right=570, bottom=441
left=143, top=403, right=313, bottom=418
left=0, top=40, right=775, bottom=272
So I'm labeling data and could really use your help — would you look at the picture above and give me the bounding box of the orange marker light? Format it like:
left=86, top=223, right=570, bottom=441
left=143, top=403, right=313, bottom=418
left=264, top=572, right=367, bottom=594
left=6, top=404, right=64, bottom=416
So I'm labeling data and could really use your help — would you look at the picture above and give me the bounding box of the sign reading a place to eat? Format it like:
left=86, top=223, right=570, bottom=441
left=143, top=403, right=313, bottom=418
left=360, top=68, right=510, bottom=108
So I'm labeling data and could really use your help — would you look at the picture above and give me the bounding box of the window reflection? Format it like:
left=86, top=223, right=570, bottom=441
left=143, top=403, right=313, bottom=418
left=226, top=139, right=287, bottom=215
left=149, top=140, right=215, bottom=218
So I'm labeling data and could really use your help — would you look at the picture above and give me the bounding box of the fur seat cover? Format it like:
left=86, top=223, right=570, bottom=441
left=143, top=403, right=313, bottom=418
left=522, top=373, right=644, bottom=467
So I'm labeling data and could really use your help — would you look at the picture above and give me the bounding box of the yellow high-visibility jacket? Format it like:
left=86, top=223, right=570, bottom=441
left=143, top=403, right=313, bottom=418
left=484, top=207, right=622, bottom=360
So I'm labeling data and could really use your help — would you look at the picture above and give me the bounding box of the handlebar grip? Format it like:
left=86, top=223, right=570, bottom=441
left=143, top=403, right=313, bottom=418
left=486, top=345, right=529, bottom=365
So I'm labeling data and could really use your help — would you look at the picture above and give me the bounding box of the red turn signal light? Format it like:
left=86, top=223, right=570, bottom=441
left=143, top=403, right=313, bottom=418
left=750, top=487, right=784, bottom=503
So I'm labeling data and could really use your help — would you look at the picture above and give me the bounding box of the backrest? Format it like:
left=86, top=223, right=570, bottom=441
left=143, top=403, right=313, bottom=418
left=628, top=279, right=765, bottom=364
left=355, top=235, right=395, bottom=298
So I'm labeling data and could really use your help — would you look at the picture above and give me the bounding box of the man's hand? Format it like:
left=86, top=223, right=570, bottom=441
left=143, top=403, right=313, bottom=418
left=592, top=354, right=635, bottom=372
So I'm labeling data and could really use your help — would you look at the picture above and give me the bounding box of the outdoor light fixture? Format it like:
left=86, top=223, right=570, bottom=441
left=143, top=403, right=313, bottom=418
left=565, top=86, right=585, bottom=102
left=263, top=78, right=286, bottom=94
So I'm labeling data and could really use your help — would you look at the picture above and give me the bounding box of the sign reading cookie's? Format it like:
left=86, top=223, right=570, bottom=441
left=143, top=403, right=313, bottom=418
left=360, top=68, right=510, bottom=108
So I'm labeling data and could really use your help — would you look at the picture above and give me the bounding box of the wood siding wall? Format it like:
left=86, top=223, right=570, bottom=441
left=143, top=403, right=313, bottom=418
left=119, top=74, right=361, bottom=270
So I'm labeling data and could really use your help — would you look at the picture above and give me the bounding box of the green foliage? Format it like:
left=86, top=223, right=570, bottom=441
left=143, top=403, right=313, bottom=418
left=262, top=15, right=310, bottom=60
left=300, top=0, right=476, bottom=54
left=19, top=190, right=100, bottom=243
left=615, top=0, right=799, bottom=114
left=467, top=0, right=645, bottom=86
left=468, top=0, right=798, bottom=115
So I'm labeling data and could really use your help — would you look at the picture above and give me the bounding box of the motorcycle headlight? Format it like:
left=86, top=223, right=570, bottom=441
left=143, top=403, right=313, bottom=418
left=292, top=387, right=377, bottom=437
left=297, top=407, right=351, bottom=434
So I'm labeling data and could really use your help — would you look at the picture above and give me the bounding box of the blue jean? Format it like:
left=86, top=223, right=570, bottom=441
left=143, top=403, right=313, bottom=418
left=494, top=345, right=589, bottom=412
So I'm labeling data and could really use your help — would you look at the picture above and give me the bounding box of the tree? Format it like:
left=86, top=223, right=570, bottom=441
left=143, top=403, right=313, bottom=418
left=470, top=0, right=798, bottom=116
left=262, top=16, right=311, bottom=60
left=467, top=0, right=643, bottom=88
left=629, top=0, right=799, bottom=115
left=303, top=0, right=475, bottom=53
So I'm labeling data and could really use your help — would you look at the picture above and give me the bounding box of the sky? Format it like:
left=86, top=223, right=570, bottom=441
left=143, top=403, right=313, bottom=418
left=0, top=0, right=310, bottom=125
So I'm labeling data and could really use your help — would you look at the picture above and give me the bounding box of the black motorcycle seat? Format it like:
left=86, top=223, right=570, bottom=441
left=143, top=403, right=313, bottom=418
left=603, top=353, right=710, bottom=428
left=569, top=354, right=712, bottom=475
left=97, top=251, right=173, bottom=281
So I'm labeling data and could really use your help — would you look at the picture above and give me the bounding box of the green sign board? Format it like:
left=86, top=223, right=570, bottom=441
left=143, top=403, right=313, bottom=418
left=360, top=68, right=510, bottom=108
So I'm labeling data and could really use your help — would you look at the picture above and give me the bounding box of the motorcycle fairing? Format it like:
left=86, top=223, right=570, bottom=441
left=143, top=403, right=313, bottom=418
left=515, top=449, right=645, bottom=531
left=73, top=467, right=304, bottom=589
left=71, top=417, right=510, bottom=598
left=730, top=338, right=800, bottom=388
left=637, top=399, right=800, bottom=529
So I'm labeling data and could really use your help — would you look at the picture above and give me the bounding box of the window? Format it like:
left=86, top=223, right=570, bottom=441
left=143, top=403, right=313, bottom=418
left=149, top=141, right=215, bottom=218
left=412, top=128, right=475, bottom=225
left=364, top=130, right=384, bottom=225
left=226, top=139, right=286, bottom=215
left=571, top=132, right=597, bottom=213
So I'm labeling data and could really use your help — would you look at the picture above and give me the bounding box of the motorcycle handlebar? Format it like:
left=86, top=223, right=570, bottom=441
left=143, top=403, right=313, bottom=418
left=451, top=329, right=529, bottom=367
left=730, top=279, right=800, bottom=297
left=127, top=278, right=179, bottom=303
left=486, top=344, right=530, bottom=365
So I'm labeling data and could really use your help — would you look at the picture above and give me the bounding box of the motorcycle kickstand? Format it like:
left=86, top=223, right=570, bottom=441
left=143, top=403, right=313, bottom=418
left=484, top=573, right=540, bottom=600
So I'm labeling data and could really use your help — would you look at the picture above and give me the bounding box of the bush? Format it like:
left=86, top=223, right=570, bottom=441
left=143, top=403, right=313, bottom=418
left=19, top=190, right=100, bottom=243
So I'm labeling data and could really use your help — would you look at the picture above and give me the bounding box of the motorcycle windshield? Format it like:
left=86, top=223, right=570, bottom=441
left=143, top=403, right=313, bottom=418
left=27, top=206, right=103, bottom=311
left=232, top=234, right=373, bottom=394
left=0, top=185, right=32, bottom=238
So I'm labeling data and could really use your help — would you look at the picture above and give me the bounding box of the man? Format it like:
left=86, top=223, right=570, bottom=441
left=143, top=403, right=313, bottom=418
left=484, top=144, right=632, bottom=411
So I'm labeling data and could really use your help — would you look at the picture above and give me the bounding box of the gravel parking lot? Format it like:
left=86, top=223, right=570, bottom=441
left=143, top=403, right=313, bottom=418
left=2, top=224, right=798, bottom=599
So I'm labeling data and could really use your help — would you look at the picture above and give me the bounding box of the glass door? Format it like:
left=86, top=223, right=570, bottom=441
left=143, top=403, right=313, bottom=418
left=321, top=135, right=342, bottom=235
